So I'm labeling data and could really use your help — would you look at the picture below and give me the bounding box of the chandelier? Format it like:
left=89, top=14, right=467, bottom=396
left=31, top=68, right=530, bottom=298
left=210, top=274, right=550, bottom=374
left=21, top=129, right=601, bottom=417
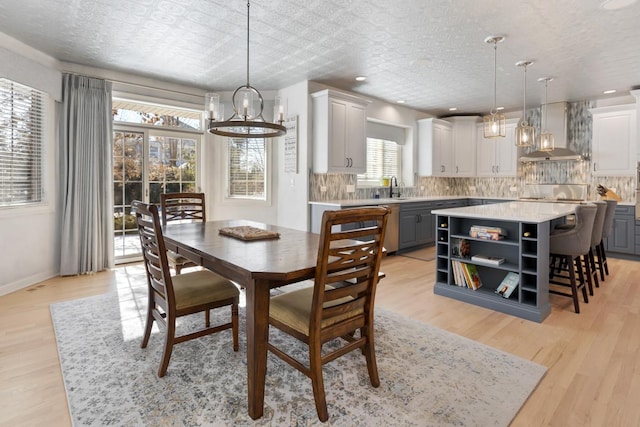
left=482, top=35, right=506, bottom=138
left=514, top=60, right=535, bottom=147
left=205, top=2, right=286, bottom=138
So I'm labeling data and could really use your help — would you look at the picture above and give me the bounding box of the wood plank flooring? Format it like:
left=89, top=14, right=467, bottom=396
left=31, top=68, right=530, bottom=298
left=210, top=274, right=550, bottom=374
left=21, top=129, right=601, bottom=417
left=1, top=250, right=639, bottom=426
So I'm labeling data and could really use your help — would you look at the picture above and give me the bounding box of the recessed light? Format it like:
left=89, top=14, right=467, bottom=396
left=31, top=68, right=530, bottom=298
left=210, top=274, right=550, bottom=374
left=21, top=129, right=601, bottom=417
left=449, top=107, right=458, bottom=111
left=600, top=0, right=637, bottom=10
left=396, top=100, right=406, bottom=104
left=603, top=89, right=617, bottom=94
left=496, top=106, right=505, bottom=111
left=355, top=76, right=367, bottom=82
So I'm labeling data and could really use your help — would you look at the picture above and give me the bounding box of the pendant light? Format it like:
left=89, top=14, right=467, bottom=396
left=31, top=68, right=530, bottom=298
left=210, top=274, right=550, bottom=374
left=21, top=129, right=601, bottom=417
left=205, top=2, right=286, bottom=139
left=514, top=60, right=535, bottom=147
left=538, top=77, right=555, bottom=151
left=483, top=35, right=506, bottom=138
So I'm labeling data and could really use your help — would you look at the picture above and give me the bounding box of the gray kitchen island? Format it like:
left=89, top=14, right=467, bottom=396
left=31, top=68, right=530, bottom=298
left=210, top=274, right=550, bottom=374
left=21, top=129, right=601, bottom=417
left=431, top=201, right=578, bottom=322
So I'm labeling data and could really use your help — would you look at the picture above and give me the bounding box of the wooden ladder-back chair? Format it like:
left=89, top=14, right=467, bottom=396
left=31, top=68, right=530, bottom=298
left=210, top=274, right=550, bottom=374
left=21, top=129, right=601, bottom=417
left=160, top=192, right=206, bottom=275
left=132, top=200, right=239, bottom=378
left=267, top=206, right=390, bottom=422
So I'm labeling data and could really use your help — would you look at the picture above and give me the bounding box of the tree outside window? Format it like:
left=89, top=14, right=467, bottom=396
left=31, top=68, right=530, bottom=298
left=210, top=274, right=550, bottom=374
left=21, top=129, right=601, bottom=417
left=227, top=137, right=267, bottom=199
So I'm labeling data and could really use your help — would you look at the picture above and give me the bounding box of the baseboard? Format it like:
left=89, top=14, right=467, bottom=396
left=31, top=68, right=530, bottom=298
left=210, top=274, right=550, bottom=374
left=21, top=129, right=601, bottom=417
left=0, top=270, right=58, bottom=296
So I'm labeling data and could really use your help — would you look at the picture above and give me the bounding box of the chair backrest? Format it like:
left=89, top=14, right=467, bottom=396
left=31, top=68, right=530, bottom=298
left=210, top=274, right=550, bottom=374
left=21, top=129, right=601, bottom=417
left=591, top=201, right=607, bottom=246
left=601, top=199, right=618, bottom=239
left=573, top=204, right=598, bottom=255
left=132, top=200, right=176, bottom=311
left=160, top=192, right=206, bottom=227
left=311, top=206, right=390, bottom=340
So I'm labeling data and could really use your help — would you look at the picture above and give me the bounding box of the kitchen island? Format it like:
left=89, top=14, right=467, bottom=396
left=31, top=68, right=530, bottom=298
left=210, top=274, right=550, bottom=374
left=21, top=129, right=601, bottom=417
left=431, top=201, right=579, bottom=322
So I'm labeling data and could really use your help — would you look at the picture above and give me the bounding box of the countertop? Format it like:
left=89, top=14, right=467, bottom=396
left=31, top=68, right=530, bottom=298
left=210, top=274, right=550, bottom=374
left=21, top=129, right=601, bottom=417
left=431, top=201, right=578, bottom=223
left=308, top=196, right=513, bottom=207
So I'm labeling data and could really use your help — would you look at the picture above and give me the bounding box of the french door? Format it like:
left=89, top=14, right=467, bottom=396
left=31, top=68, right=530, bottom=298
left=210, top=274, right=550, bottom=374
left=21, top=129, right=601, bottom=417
left=113, top=128, right=199, bottom=262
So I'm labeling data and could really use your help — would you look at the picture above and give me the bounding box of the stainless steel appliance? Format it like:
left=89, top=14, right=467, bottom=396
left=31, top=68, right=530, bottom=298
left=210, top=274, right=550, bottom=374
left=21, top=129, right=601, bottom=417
left=381, top=203, right=400, bottom=253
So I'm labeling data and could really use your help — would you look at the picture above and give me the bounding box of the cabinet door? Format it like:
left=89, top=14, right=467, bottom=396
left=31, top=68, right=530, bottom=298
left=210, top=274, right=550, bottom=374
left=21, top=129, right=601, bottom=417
left=494, top=123, right=518, bottom=177
left=399, top=210, right=419, bottom=249
left=451, top=118, right=477, bottom=176
left=476, top=127, right=496, bottom=176
left=416, top=208, right=435, bottom=244
left=433, top=124, right=453, bottom=176
left=591, top=106, right=636, bottom=176
left=418, top=118, right=453, bottom=176
left=346, top=102, right=367, bottom=173
left=608, top=214, right=635, bottom=254
left=327, top=99, right=349, bottom=172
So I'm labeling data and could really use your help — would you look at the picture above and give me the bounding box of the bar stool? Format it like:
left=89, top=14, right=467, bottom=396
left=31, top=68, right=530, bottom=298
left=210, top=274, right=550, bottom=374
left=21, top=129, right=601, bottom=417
left=549, top=204, right=597, bottom=313
left=586, top=201, right=607, bottom=293
left=596, top=200, right=618, bottom=281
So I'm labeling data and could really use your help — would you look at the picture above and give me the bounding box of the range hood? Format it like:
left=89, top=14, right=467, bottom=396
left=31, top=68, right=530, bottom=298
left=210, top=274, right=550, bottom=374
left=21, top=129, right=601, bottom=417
left=519, top=102, right=582, bottom=162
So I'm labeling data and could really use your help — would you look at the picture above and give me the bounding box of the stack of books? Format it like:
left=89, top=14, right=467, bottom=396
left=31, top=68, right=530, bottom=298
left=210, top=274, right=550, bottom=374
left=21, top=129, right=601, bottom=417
left=451, top=261, right=482, bottom=290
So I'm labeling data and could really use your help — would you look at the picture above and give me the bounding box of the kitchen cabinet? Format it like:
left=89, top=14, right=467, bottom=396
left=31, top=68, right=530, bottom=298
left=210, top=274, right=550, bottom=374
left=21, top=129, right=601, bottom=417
left=476, top=119, right=518, bottom=177
left=312, top=89, right=370, bottom=173
left=445, top=116, right=478, bottom=177
left=590, top=105, right=637, bottom=176
left=605, top=205, right=635, bottom=255
left=418, top=118, right=453, bottom=176
left=399, top=202, right=434, bottom=249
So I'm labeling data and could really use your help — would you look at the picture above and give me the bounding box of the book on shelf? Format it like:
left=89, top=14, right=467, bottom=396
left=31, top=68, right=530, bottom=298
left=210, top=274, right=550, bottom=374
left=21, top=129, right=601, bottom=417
left=461, top=263, right=482, bottom=290
left=471, top=254, right=505, bottom=265
left=452, top=238, right=470, bottom=258
left=469, top=225, right=506, bottom=240
left=452, top=260, right=464, bottom=287
left=495, top=272, right=519, bottom=298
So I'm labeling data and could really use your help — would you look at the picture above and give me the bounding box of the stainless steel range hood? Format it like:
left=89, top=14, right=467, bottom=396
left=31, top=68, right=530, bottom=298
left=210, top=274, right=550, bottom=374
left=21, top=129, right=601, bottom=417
left=519, top=102, right=582, bottom=162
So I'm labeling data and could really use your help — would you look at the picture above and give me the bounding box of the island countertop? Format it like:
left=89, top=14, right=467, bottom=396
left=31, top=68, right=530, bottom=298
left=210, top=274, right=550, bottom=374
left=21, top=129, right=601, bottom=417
left=431, top=201, right=579, bottom=223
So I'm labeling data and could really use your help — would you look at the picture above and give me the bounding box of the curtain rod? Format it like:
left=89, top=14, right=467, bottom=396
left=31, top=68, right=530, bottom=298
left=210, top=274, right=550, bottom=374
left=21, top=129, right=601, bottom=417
left=62, top=70, right=206, bottom=99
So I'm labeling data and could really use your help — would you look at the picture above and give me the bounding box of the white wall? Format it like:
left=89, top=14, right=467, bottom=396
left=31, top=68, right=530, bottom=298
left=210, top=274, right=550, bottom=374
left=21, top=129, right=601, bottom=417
left=0, top=34, right=61, bottom=295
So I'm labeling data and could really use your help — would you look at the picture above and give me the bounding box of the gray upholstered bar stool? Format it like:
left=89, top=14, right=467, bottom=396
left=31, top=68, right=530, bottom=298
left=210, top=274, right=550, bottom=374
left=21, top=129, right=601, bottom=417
left=596, top=199, right=618, bottom=281
left=549, top=203, right=597, bottom=313
left=586, top=201, right=607, bottom=293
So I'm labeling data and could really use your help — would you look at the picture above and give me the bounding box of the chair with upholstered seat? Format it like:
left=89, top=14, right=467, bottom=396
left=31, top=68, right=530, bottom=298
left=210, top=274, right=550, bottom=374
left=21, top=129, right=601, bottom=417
left=267, top=206, right=390, bottom=422
left=596, top=199, right=618, bottom=281
left=132, top=200, right=239, bottom=378
left=160, top=192, right=206, bottom=275
left=549, top=203, right=597, bottom=313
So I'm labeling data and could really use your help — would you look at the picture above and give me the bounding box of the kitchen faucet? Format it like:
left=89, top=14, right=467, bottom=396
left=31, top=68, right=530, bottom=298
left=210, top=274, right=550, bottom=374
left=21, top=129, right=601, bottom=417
left=389, top=176, right=398, bottom=198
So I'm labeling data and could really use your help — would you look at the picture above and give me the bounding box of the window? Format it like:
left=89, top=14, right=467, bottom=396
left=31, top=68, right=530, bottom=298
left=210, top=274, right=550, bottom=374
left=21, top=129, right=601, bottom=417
left=0, top=78, right=45, bottom=207
left=358, top=138, right=402, bottom=186
left=227, top=137, right=267, bottom=200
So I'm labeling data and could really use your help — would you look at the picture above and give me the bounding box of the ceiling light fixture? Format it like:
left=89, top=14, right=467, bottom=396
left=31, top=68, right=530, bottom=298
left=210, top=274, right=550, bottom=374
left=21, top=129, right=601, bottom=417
left=355, top=76, right=367, bottom=82
left=603, top=89, right=617, bottom=94
left=449, top=107, right=458, bottom=111
left=396, top=100, right=406, bottom=104
left=515, top=60, right=535, bottom=147
left=483, top=35, right=506, bottom=138
left=204, top=2, right=286, bottom=139
left=538, top=77, right=555, bottom=152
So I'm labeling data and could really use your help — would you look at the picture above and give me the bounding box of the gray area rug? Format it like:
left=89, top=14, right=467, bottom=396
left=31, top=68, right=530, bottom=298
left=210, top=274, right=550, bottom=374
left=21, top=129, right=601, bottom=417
left=51, top=291, right=546, bottom=426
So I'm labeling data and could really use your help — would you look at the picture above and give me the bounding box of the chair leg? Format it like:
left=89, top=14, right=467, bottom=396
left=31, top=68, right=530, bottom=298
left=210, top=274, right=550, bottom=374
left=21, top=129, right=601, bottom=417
left=588, top=248, right=599, bottom=289
left=309, top=341, right=329, bottom=422
left=158, top=316, right=176, bottom=378
left=596, top=241, right=606, bottom=280
left=575, top=256, right=589, bottom=305
left=600, top=241, right=609, bottom=276
left=231, top=301, right=239, bottom=352
left=205, top=310, right=210, bottom=328
left=567, top=256, right=581, bottom=314
left=141, top=297, right=155, bottom=349
left=362, top=325, right=380, bottom=387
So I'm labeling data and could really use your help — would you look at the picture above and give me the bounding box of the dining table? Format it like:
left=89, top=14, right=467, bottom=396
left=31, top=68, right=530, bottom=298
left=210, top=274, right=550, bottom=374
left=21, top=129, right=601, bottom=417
left=162, top=218, right=321, bottom=420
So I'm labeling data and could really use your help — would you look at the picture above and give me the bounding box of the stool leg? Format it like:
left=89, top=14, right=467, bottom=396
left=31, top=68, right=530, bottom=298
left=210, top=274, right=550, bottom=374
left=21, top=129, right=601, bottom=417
left=568, top=255, right=581, bottom=313
left=600, top=241, right=609, bottom=276
left=588, top=249, right=599, bottom=289
left=582, top=253, right=595, bottom=296
left=595, top=244, right=605, bottom=282
left=575, top=256, right=589, bottom=305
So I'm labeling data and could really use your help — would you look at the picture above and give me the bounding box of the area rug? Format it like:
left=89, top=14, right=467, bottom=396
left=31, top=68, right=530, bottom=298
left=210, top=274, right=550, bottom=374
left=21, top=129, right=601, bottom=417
left=51, top=292, right=545, bottom=426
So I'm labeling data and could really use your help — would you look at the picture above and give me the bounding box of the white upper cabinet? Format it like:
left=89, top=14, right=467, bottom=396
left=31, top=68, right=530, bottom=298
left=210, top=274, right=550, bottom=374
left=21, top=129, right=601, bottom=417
left=418, top=118, right=453, bottom=176
left=312, top=89, right=370, bottom=174
left=445, top=116, right=478, bottom=177
left=590, top=104, right=637, bottom=176
left=476, top=118, right=518, bottom=177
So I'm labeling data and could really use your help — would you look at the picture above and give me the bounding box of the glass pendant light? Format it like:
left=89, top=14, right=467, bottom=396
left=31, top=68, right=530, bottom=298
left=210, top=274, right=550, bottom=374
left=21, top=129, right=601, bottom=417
left=483, top=35, right=506, bottom=138
left=538, top=77, right=555, bottom=151
left=514, top=60, right=535, bottom=147
left=205, top=2, right=286, bottom=139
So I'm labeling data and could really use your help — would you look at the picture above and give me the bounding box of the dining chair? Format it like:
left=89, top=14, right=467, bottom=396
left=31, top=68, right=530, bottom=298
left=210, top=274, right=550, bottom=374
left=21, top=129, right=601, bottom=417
left=160, top=192, right=206, bottom=275
left=267, top=206, right=390, bottom=422
left=132, top=200, right=239, bottom=378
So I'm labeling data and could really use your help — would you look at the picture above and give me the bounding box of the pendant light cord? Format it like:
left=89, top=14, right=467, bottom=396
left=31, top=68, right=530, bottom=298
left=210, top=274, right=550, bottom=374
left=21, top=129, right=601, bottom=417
left=246, top=1, right=251, bottom=88
left=492, top=41, right=497, bottom=113
left=522, top=64, right=527, bottom=124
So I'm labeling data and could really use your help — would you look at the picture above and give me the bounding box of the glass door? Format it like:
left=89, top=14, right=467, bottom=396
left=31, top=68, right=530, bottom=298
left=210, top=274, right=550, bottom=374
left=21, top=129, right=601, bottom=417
left=113, top=129, right=199, bottom=263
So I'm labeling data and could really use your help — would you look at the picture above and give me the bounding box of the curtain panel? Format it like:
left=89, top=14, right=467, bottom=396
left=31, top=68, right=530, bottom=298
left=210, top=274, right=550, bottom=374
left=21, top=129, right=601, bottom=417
left=59, top=74, right=114, bottom=275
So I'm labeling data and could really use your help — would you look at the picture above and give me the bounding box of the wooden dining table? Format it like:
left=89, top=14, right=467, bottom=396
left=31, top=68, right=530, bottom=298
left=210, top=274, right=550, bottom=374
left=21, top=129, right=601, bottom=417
left=162, top=218, right=321, bottom=420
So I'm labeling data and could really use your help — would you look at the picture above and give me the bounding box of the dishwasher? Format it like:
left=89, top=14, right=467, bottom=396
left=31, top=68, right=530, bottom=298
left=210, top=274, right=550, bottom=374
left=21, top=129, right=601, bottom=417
left=381, top=204, right=400, bottom=253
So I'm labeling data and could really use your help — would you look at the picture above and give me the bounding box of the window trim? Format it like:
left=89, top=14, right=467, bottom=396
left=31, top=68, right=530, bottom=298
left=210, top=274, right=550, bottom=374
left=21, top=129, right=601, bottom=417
left=222, top=136, right=272, bottom=206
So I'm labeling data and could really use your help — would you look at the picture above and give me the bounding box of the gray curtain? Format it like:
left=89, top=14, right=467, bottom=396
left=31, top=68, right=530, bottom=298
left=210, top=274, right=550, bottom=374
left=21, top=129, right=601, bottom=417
left=59, top=74, right=114, bottom=275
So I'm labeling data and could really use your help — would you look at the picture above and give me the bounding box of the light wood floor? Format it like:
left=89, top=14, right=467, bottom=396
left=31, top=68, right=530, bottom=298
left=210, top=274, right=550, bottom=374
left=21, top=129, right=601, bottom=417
left=1, top=250, right=639, bottom=427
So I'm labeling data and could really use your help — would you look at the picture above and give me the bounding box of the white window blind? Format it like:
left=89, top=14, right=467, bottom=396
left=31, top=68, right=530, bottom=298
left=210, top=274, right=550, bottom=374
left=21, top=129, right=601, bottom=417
left=227, top=137, right=266, bottom=199
left=358, top=138, right=402, bottom=186
left=0, top=79, right=45, bottom=206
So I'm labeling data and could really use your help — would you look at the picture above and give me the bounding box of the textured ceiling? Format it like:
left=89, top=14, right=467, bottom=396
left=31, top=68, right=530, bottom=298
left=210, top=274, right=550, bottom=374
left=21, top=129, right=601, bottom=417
left=1, top=0, right=639, bottom=116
